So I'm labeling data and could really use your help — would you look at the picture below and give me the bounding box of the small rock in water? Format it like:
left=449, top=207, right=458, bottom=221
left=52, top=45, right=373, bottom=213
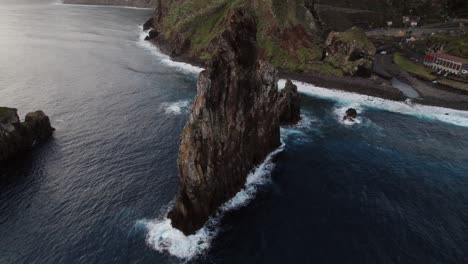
left=344, top=108, right=358, bottom=121
left=277, top=80, right=301, bottom=125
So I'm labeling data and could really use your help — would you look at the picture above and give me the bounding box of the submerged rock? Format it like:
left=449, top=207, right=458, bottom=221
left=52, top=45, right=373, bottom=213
left=0, top=107, right=54, bottom=163
left=277, top=80, right=301, bottom=125
left=325, top=27, right=376, bottom=77
left=168, top=9, right=281, bottom=235
left=344, top=108, right=358, bottom=121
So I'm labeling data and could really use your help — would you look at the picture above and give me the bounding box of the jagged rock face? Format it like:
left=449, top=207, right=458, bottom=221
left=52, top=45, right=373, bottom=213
left=24, top=111, right=55, bottom=141
left=144, top=30, right=159, bottom=41
left=325, top=27, right=376, bottom=77
left=0, top=108, right=26, bottom=162
left=0, top=107, right=54, bottom=163
left=278, top=80, right=301, bottom=125
left=168, top=10, right=281, bottom=235
left=143, top=17, right=154, bottom=31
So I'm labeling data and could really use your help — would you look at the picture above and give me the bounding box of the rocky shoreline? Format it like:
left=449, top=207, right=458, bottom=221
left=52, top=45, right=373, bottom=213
left=147, top=32, right=468, bottom=111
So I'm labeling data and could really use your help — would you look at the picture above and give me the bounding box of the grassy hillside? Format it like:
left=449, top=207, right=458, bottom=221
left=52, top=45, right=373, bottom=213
left=154, top=0, right=329, bottom=73
left=428, top=34, right=468, bottom=59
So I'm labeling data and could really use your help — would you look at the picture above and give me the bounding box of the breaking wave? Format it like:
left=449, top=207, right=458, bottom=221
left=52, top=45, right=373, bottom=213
left=137, top=28, right=468, bottom=260
left=161, top=100, right=191, bottom=115
left=278, top=80, right=468, bottom=128
left=137, top=27, right=204, bottom=75
left=142, top=143, right=285, bottom=260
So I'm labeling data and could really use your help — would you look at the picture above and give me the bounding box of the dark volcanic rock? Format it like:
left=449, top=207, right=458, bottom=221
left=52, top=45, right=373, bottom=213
left=168, top=9, right=281, bottom=235
left=144, top=29, right=159, bottom=41
left=344, top=108, right=358, bottom=121
left=0, top=107, right=54, bottom=163
left=277, top=80, right=301, bottom=125
left=143, top=17, right=154, bottom=31
left=24, top=111, right=55, bottom=141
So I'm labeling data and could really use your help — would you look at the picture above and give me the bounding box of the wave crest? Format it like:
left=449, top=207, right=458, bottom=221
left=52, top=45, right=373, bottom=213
left=143, top=143, right=285, bottom=260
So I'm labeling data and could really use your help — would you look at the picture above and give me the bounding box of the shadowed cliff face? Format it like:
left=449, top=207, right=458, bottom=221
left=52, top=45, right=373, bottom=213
left=168, top=9, right=281, bottom=235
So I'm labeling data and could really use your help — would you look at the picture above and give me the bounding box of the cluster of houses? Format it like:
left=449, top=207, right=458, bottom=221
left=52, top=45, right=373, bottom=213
left=423, top=51, right=468, bottom=78
left=386, top=16, right=420, bottom=29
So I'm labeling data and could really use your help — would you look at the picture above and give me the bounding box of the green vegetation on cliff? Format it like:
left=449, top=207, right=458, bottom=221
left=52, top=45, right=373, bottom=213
left=155, top=0, right=326, bottom=73
left=152, top=0, right=466, bottom=75
left=428, top=34, right=468, bottom=59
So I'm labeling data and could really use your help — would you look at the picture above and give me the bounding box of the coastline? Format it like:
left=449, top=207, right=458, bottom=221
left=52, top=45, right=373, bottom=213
left=149, top=36, right=468, bottom=111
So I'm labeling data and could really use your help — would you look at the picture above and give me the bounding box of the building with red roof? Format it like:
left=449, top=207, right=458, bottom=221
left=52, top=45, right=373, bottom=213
left=424, top=51, right=468, bottom=76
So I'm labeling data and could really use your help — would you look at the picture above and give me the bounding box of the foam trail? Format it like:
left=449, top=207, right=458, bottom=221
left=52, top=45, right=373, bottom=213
left=278, top=79, right=468, bottom=128
left=161, top=100, right=191, bottom=115
left=137, top=27, right=204, bottom=75
left=143, top=143, right=285, bottom=260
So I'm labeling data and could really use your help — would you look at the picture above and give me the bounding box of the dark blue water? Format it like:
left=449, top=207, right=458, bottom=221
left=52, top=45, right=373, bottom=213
left=1, top=1, right=468, bottom=263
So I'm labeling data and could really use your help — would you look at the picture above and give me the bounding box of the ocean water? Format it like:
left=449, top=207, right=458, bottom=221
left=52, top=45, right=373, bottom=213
left=1, top=1, right=468, bottom=264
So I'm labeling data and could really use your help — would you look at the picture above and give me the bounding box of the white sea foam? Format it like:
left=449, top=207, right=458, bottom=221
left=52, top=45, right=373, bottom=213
left=137, top=27, right=204, bottom=75
left=161, top=100, right=191, bottom=115
left=280, top=113, right=320, bottom=141
left=143, top=143, right=285, bottom=260
left=278, top=79, right=468, bottom=128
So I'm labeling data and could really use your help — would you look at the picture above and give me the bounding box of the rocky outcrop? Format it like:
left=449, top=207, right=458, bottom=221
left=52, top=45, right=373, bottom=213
left=343, top=108, right=357, bottom=121
left=168, top=9, right=281, bottom=235
left=144, top=30, right=159, bottom=41
left=24, top=111, right=54, bottom=141
left=0, top=107, right=54, bottom=163
left=325, top=27, right=376, bottom=77
left=143, top=17, right=154, bottom=31
left=277, top=80, right=301, bottom=125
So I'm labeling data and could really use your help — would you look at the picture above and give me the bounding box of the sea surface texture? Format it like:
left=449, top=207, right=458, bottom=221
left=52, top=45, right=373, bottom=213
left=1, top=1, right=468, bottom=263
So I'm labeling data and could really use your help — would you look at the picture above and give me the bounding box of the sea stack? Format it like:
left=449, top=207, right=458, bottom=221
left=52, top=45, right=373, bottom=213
left=277, top=80, right=301, bottom=125
left=168, top=9, right=281, bottom=235
left=0, top=107, right=54, bottom=163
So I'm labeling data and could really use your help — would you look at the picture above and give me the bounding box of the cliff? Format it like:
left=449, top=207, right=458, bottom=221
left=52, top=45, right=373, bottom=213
left=167, top=9, right=281, bottom=235
left=0, top=107, right=54, bottom=163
